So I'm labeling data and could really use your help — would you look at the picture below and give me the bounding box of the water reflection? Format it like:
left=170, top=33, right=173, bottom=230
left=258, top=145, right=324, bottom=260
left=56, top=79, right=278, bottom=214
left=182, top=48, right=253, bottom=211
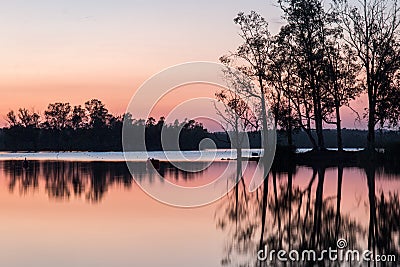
left=2, top=161, right=134, bottom=203
left=1, top=160, right=400, bottom=266
left=216, top=162, right=400, bottom=266
left=0, top=160, right=216, bottom=203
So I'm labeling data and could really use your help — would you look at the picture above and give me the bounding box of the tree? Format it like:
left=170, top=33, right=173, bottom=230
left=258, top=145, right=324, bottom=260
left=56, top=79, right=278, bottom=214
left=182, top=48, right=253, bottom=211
left=225, top=11, right=274, bottom=160
left=334, top=0, right=400, bottom=150
left=146, top=117, right=156, bottom=127
left=6, top=110, right=18, bottom=127
left=85, top=99, right=110, bottom=129
left=44, top=102, right=71, bottom=130
left=322, top=41, right=362, bottom=151
left=215, top=67, right=260, bottom=163
left=70, top=105, right=87, bottom=130
left=278, top=0, right=339, bottom=150
left=18, top=108, right=40, bottom=128
left=268, top=32, right=304, bottom=148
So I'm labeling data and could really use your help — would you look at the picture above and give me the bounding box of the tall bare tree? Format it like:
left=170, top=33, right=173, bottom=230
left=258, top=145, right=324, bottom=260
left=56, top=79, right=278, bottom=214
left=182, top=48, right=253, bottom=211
left=334, top=0, right=400, bottom=151
left=323, top=41, right=362, bottom=151
left=225, top=11, right=274, bottom=160
left=268, top=32, right=307, bottom=148
left=215, top=66, right=260, bottom=162
left=278, top=0, right=338, bottom=150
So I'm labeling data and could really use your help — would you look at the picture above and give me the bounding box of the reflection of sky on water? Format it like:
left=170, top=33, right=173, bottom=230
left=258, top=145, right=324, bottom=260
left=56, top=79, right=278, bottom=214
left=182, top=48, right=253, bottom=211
left=0, top=160, right=399, bottom=266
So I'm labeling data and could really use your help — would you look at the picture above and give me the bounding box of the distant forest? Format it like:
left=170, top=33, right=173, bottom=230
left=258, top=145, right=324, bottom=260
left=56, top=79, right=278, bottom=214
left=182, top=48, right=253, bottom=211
left=0, top=99, right=399, bottom=151
left=0, top=100, right=209, bottom=151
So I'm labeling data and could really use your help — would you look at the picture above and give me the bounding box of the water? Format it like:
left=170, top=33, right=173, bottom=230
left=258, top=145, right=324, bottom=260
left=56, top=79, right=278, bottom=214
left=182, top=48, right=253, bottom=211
left=296, top=148, right=366, bottom=153
left=0, top=148, right=365, bottom=162
left=0, top=150, right=263, bottom=162
left=0, top=154, right=399, bottom=266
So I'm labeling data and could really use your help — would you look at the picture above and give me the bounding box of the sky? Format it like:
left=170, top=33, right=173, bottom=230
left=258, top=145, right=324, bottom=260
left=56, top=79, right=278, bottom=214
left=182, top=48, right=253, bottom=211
left=0, top=0, right=366, bottom=129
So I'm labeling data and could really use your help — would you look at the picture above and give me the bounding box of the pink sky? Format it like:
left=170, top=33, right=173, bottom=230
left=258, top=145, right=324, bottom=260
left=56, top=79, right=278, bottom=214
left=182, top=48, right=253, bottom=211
left=0, top=0, right=367, bottom=130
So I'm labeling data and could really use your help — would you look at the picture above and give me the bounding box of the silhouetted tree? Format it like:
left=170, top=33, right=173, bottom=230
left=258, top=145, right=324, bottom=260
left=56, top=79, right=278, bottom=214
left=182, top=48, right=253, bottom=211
left=85, top=99, right=110, bottom=129
left=17, top=108, right=40, bottom=128
left=70, top=105, right=87, bottom=130
left=44, top=102, right=71, bottom=130
left=268, top=33, right=303, bottom=147
left=1, top=100, right=212, bottom=151
left=278, top=0, right=339, bottom=150
left=323, top=41, right=362, bottom=151
left=224, top=11, right=274, bottom=158
left=6, top=110, right=18, bottom=127
left=334, top=0, right=400, bottom=151
left=215, top=65, right=259, bottom=162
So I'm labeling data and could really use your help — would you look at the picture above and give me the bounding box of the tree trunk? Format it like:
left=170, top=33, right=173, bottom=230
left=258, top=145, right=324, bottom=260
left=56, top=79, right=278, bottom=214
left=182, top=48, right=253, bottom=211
left=258, top=76, right=272, bottom=165
left=287, top=125, right=293, bottom=148
left=366, top=52, right=375, bottom=152
left=316, top=99, right=325, bottom=150
left=367, top=104, right=376, bottom=152
left=287, top=99, right=294, bottom=147
left=310, top=67, right=325, bottom=151
left=335, top=101, right=343, bottom=152
left=304, top=127, right=318, bottom=149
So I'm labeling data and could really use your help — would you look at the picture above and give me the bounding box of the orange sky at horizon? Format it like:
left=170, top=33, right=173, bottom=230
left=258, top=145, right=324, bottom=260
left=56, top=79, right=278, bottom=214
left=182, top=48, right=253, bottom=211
left=0, top=74, right=368, bottom=130
left=0, top=0, right=281, bottom=129
left=0, top=0, right=368, bottom=130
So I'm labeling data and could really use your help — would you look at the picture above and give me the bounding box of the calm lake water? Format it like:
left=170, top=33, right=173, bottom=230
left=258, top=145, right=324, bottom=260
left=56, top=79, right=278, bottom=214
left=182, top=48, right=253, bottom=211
left=0, top=150, right=263, bottom=162
left=0, top=153, right=399, bottom=266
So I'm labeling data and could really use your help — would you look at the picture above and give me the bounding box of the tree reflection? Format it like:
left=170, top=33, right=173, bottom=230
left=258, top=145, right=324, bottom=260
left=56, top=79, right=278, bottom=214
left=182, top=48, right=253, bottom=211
left=1, top=159, right=400, bottom=266
left=216, top=163, right=382, bottom=266
left=1, top=161, right=134, bottom=203
left=0, top=160, right=212, bottom=203
left=4, top=160, right=40, bottom=195
left=365, top=165, right=400, bottom=266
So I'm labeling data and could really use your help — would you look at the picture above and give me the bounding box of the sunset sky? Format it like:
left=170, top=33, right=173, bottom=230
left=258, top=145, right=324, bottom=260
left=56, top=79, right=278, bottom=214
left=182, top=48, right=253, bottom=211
left=0, top=0, right=366, bottom=129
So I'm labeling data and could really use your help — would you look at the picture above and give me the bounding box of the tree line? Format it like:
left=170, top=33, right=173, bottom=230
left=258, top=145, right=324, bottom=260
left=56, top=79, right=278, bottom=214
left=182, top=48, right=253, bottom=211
left=0, top=99, right=208, bottom=151
left=1, top=98, right=399, bottom=151
left=216, top=0, right=400, bottom=153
